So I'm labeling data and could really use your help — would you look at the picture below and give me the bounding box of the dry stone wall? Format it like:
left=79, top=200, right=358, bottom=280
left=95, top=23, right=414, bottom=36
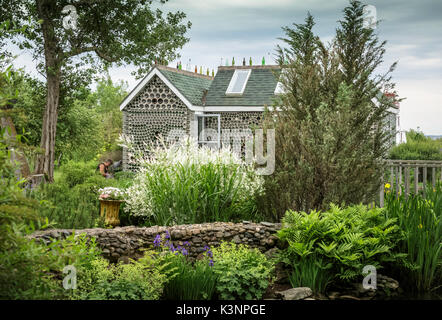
left=29, top=222, right=282, bottom=263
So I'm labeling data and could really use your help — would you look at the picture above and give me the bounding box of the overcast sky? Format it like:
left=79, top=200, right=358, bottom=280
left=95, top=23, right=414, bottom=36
left=11, top=0, right=442, bottom=134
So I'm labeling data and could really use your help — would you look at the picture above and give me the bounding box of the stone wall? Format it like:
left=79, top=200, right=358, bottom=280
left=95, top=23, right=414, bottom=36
left=29, top=221, right=282, bottom=263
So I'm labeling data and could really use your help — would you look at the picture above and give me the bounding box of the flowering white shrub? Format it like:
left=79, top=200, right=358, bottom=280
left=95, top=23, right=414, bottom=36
left=98, top=187, right=125, bottom=201
left=122, top=136, right=264, bottom=224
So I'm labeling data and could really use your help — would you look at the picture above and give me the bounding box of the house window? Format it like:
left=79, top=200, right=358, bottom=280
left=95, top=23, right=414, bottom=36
left=225, top=69, right=251, bottom=96
left=197, top=114, right=221, bottom=149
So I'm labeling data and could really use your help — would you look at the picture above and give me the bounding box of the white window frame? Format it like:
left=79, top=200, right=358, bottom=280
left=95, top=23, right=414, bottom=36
left=197, top=114, right=221, bottom=149
left=225, top=69, right=252, bottom=96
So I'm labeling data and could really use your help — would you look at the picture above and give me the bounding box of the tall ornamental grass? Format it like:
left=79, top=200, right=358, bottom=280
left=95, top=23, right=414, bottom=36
left=385, top=183, right=441, bottom=292
left=124, top=138, right=263, bottom=225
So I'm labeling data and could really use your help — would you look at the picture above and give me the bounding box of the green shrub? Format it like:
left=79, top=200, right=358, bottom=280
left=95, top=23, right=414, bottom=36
left=0, top=232, right=102, bottom=300
left=211, top=242, right=274, bottom=300
left=389, top=129, right=442, bottom=161
left=59, top=160, right=97, bottom=188
left=71, top=251, right=166, bottom=300
left=278, top=204, right=404, bottom=293
left=30, top=161, right=133, bottom=229
left=384, top=183, right=442, bottom=292
left=124, top=138, right=264, bottom=225
left=160, top=252, right=217, bottom=300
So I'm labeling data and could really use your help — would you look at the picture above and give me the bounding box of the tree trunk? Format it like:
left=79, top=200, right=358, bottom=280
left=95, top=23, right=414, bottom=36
left=35, top=70, right=60, bottom=182
left=35, top=0, right=61, bottom=182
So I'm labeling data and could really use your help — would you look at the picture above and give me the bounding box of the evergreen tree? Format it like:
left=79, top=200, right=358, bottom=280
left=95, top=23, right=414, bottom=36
left=260, top=1, right=398, bottom=220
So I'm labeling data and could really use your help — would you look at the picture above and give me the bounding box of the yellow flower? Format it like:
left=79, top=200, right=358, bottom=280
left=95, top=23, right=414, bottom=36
left=385, top=183, right=391, bottom=189
left=418, top=224, right=423, bottom=229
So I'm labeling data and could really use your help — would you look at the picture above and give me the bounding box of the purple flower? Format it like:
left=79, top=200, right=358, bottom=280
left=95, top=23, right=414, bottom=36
left=204, top=245, right=210, bottom=251
left=169, top=244, right=176, bottom=252
left=153, top=234, right=161, bottom=247
left=206, top=250, right=213, bottom=258
left=183, top=241, right=190, bottom=247
left=165, top=230, right=170, bottom=239
left=209, top=259, right=214, bottom=267
left=164, top=240, right=170, bottom=247
left=181, top=248, right=188, bottom=256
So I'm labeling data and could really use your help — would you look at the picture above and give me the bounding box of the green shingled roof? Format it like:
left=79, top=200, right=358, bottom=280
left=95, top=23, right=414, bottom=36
left=157, top=67, right=213, bottom=106
left=205, top=67, right=281, bottom=106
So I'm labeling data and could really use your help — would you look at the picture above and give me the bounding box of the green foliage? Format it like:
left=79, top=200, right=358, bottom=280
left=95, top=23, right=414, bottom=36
left=125, top=139, right=263, bottom=225
left=384, top=184, right=442, bottom=292
left=278, top=204, right=404, bottom=293
left=287, top=255, right=333, bottom=294
left=160, top=252, right=217, bottom=300
left=0, top=230, right=102, bottom=300
left=9, top=70, right=127, bottom=164
left=211, top=242, right=274, bottom=300
left=71, top=251, right=166, bottom=300
left=30, top=161, right=132, bottom=229
left=59, top=160, right=97, bottom=188
left=389, top=129, right=442, bottom=161
left=260, top=0, right=396, bottom=220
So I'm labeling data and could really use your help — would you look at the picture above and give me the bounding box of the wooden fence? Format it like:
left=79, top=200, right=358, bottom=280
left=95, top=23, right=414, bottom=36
left=379, top=160, right=442, bottom=207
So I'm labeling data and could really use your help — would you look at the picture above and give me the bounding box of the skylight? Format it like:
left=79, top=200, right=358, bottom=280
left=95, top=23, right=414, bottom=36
left=226, top=69, right=251, bottom=96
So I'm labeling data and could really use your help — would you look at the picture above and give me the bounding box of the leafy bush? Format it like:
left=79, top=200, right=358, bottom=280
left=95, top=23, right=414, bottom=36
left=211, top=242, right=274, bottom=300
left=71, top=252, right=166, bottom=300
left=124, top=137, right=264, bottom=225
left=59, top=160, right=97, bottom=188
left=31, top=161, right=132, bottom=229
left=384, top=183, right=442, bottom=292
left=0, top=231, right=102, bottom=300
left=278, top=204, right=404, bottom=293
left=389, top=129, right=442, bottom=161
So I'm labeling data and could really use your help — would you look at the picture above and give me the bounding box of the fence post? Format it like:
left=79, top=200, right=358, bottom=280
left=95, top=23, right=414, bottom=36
left=404, top=167, right=410, bottom=199
left=415, top=165, right=419, bottom=195
left=379, top=175, right=384, bottom=208
left=423, top=167, right=427, bottom=198
left=399, top=166, right=402, bottom=195
left=432, top=167, right=436, bottom=188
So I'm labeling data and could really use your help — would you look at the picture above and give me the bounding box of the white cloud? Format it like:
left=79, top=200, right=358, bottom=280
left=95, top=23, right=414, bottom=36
left=396, top=79, right=442, bottom=135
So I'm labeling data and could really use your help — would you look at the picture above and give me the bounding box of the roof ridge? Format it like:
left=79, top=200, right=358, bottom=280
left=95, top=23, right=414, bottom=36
left=156, top=65, right=214, bottom=80
left=218, top=65, right=281, bottom=70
